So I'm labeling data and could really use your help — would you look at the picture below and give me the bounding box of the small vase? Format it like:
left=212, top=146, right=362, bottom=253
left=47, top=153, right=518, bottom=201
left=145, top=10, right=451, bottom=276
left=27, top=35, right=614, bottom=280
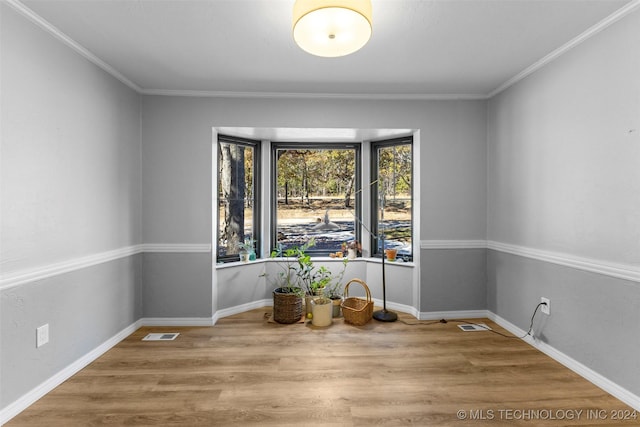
left=347, top=248, right=357, bottom=260
left=331, top=297, right=342, bottom=317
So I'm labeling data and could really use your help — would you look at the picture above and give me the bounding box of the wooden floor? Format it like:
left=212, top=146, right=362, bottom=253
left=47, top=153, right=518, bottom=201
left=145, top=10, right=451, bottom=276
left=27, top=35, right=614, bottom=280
left=7, top=308, right=636, bottom=426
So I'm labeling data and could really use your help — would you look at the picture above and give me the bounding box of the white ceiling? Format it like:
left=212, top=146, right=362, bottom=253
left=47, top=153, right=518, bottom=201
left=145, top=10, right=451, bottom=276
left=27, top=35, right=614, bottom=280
left=12, top=0, right=637, bottom=98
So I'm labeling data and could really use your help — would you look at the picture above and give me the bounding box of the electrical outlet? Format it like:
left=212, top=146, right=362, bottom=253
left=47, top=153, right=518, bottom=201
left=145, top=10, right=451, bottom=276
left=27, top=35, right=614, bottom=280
left=540, top=297, right=550, bottom=315
left=36, top=324, right=49, bottom=348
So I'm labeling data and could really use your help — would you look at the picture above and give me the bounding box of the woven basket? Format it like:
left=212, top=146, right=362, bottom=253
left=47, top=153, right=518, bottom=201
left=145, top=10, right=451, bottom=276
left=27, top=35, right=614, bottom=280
left=341, top=279, right=373, bottom=326
left=273, top=288, right=303, bottom=324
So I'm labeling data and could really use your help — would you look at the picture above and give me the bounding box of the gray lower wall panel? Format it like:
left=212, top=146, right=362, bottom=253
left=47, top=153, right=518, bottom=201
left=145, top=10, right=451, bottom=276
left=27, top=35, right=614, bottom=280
left=142, top=253, right=212, bottom=318
left=487, top=249, right=640, bottom=397
left=420, top=248, right=487, bottom=312
left=0, top=255, right=142, bottom=408
left=216, top=262, right=269, bottom=311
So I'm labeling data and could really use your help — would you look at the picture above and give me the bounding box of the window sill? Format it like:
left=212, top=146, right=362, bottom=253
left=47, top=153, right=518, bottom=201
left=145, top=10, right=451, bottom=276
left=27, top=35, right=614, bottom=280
left=215, top=257, right=414, bottom=269
left=215, top=259, right=266, bottom=269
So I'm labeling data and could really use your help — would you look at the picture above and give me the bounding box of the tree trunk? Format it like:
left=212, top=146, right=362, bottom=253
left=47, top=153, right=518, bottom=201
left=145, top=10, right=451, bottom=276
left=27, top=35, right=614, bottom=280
left=344, top=174, right=355, bottom=208
left=285, top=181, right=289, bottom=205
left=220, top=143, right=245, bottom=254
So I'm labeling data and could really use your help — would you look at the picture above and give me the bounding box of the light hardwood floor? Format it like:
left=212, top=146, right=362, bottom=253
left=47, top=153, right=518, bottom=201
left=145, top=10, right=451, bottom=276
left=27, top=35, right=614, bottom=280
left=7, top=308, right=636, bottom=426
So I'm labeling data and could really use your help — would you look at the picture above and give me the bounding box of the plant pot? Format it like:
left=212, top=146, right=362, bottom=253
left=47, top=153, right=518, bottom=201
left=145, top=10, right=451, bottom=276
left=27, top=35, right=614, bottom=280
left=273, top=287, right=303, bottom=324
left=312, top=286, right=326, bottom=296
left=331, top=297, right=342, bottom=317
left=311, top=297, right=332, bottom=327
left=347, top=248, right=357, bottom=259
left=239, top=252, right=250, bottom=262
left=385, top=248, right=397, bottom=262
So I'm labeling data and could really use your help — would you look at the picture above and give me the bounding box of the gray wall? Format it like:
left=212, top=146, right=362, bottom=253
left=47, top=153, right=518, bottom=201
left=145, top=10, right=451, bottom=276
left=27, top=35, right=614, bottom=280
left=421, top=249, right=486, bottom=311
left=1, top=5, right=142, bottom=408
left=486, top=8, right=640, bottom=396
left=141, top=96, right=488, bottom=316
left=142, top=253, right=212, bottom=317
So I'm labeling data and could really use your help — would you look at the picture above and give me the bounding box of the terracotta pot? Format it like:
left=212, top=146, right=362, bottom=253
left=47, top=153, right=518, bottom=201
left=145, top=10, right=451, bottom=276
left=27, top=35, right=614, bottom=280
left=385, top=248, right=397, bottom=261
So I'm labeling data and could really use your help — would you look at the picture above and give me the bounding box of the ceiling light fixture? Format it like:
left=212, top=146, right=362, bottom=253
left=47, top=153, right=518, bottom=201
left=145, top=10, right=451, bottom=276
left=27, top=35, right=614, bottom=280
left=293, top=0, right=372, bottom=58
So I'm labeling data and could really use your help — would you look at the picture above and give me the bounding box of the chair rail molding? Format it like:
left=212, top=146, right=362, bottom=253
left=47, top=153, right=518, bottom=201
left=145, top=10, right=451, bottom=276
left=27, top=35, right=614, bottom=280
left=487, top=241, right=640, bottom=283
left=0, top=244, right=212, bottom=290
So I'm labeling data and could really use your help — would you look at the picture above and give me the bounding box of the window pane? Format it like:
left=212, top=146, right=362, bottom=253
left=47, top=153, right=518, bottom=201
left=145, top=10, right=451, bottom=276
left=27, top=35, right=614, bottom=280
left=217, top=137, right=258, bottom=261
left=373, top=139, right=412, bottom=260
left=273, top=145, right=360, bottom=255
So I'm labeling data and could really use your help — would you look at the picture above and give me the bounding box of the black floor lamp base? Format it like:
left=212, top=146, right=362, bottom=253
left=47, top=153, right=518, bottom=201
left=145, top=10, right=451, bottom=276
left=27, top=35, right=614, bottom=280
left=373, top=309, right=398, bottom=322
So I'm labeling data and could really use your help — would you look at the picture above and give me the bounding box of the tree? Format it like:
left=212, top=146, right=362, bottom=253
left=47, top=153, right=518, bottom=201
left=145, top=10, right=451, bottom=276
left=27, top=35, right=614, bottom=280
left=220, top=143, right=245, bottom=254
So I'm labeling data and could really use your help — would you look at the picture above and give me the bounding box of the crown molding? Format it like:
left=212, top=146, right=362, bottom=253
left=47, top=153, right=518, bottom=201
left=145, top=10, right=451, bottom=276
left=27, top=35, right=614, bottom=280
left=5, top=0, right=142, bottom=93
left=8, top=0, right=639, bottom=101
left=139, top=88, right=489, bottom=101
left=488, top=0, right=640, bottom=98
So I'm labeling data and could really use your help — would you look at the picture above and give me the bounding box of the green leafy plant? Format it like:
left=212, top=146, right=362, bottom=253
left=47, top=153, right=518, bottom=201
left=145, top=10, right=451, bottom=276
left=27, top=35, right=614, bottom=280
left=263, top=239, right=316, bottom=297
left=325, top=257, right=349, bottom=299
left=264, top=237, right=349, bottom=298
left=239, top=238, right=256, bottom=254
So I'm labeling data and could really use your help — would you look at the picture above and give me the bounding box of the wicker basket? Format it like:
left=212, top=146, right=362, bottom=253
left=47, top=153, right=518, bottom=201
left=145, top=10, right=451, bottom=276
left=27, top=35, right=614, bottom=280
left=273, top=288, right=303, bottom=324
left=341, top=279, right=373, bottom=326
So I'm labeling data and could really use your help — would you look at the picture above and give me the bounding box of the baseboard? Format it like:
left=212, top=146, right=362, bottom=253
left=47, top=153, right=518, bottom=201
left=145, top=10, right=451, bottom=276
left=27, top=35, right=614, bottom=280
left=139, top=317, right=215, bottom=327
left=138, top=302, right=276, bottom=327
left=0, top=320, right=142, bottom=425
left=213, top=299, right=273, bottom=323
left=487, top=312, right=640, bottom=411
left=418, top=309, right=490, bottom=321
left=368, top=298, right=418, bottom=318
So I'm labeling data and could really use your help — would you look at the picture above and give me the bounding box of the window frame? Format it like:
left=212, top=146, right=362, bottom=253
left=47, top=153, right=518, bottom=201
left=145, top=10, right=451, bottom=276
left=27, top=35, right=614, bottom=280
left=370, top=136, right=414, bottom=261
left=270, top=141, right=362, bottom=257
left=216, top=134, right=261, bottom=263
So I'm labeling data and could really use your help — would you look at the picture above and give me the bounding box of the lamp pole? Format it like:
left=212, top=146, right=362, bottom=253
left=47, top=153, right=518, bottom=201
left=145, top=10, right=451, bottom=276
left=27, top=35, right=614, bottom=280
left=347, top=178, right=398, bottom=322
left=372, top=224, right=397, bottom=322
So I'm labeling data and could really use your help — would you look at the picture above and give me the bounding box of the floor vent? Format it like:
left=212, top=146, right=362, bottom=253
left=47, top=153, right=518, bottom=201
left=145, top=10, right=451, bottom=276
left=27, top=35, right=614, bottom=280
left=457, top=323, right=491, bottom=332
left=142, top=333, right=180, bottom=341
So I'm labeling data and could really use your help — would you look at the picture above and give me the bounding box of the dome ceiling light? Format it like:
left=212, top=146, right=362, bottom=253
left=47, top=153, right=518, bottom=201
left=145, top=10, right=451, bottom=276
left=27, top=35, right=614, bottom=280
left=292, top=0, right=373, bottom=58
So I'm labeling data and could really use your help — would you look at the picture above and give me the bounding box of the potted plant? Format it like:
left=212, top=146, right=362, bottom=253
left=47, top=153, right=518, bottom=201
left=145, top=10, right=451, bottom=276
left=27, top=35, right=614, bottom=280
left=384, top=247, right=397, bottom=262
left=239, top=238, right=257, bottom=262
left=292, top=240, right=333, bottom=316
left=341, top=240, right=361, bottom=260
left=265, top=240, right=314, bottom=324
left=325, top=257, right=349, bottom=317
left=265, top=238, right=351, bottom=322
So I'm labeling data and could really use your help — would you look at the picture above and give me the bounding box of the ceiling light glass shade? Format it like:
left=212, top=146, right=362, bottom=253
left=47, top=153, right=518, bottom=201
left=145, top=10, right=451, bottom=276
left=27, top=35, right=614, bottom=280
left=293, top=0, right=372, bottom=58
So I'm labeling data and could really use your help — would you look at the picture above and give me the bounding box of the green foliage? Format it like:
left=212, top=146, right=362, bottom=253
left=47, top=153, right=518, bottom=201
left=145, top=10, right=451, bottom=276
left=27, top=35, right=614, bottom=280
left=276, top=148, right=356, bottom=201
left=376, top=144, right=412, bottom=196
left=325, top=257, right=349, bottom=299
left=264, top=238, right=349, bottom=297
